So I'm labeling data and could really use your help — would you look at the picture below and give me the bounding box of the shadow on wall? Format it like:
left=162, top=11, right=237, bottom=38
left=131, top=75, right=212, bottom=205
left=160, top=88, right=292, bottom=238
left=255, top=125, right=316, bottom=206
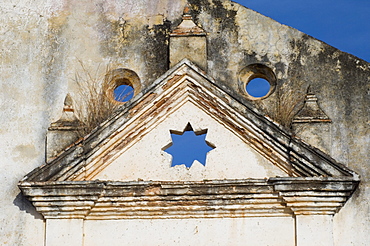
left=13, top=192, right=44, bottom=220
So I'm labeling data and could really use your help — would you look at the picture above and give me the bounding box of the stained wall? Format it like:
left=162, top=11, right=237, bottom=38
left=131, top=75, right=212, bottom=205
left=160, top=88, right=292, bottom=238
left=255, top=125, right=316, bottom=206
left=0, top=0, right=369, bottom=245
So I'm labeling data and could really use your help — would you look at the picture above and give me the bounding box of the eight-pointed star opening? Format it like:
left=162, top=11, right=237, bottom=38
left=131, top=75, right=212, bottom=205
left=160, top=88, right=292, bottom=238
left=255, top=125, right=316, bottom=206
left=163, top=123, right=215, bottom=168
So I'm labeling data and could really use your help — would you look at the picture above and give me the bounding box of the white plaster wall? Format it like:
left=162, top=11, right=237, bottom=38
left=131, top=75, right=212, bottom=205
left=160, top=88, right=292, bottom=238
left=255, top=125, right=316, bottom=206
left=84, top=217, right=295, bottom=246
left=95, top=101, right=287, bottom=181
left=333, top=183, right=370, bottom=246
left=296, top=215, right=333, bottom=246
left=0, top=1, right=57, bottom=245
left=46, top=219, right=83, bottom=246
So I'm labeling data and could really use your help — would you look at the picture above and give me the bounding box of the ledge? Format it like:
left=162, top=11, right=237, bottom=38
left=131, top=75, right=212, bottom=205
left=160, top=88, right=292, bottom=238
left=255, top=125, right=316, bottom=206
left=19, top=178, right=359, bottom=220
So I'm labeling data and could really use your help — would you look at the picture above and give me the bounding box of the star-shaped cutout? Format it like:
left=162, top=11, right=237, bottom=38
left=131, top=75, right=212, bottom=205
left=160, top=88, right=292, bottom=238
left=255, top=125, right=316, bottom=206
left=163, top=123, right=215, bottom=168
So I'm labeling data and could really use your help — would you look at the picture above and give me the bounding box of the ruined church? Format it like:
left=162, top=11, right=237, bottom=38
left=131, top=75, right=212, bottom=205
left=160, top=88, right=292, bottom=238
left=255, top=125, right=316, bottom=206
left=1, top=0, right=369, bottom=245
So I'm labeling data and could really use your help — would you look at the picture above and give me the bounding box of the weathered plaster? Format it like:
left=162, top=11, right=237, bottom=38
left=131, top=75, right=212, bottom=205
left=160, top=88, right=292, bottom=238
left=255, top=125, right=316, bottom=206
left=1, top=0, right=369, bottom=245
left=96, top=101, right=286, bottom=181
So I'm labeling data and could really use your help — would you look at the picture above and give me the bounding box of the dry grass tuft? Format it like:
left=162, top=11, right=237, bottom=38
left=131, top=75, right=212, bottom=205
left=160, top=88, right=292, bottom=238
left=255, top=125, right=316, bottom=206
left=256, top=84, right=306, bottom=130
left=272, top=87, right=306, bottom=129
left=73, top=61, right=119, bottom=137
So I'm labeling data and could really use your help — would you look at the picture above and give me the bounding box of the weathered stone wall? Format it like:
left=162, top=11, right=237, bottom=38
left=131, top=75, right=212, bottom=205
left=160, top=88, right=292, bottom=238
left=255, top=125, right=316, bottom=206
left=0, top=0, right=369, bottom=245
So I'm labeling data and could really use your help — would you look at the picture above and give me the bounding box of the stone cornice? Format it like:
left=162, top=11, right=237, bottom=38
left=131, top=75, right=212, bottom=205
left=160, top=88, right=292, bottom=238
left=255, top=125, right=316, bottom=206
left=19, top=178, right=359, bottom=219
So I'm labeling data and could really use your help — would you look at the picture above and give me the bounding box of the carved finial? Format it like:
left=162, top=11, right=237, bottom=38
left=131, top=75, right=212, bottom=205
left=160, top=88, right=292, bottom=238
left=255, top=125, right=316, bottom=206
left=49, top=94, right=83, bottom=131
left=63, top=93, right=74, bottom=112
left=64, top=93, right=73, bottom=106
left=306, top=85, right=312, bottom=94
left=170, top=5, right=206, bottom=37
left=46, top=94, right=84, bottom=162
left=169, top=4, right=207, bottom=70
left=183, top=4, right=191, bottom=15
left=293, top=91, right=331, bottom=124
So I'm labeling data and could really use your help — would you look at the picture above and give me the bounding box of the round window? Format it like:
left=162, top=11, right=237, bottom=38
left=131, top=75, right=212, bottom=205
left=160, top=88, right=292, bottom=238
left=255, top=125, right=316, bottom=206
left=238, top=64, right=276, bottom=100
left=245, top=77, right=271, bottom=98
left=114, top=84, right=134, bottom=102
left=104, top=68, right=141, bottom=104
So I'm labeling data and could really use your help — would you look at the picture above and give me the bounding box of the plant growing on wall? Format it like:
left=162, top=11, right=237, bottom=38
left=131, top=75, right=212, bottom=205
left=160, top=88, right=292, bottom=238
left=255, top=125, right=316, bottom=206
left=255, top=83, right=307, bottom=130
left=73, top=61, right=120, bottom=137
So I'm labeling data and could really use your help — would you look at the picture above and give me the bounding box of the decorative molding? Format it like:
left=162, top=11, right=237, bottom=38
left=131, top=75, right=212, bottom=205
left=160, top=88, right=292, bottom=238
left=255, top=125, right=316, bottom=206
left=170, top=7, right=207, bottom=69
left=46, top=94, right=84, bottom=162
left=170, top=6, right=206, bottom=37
left=293, top=93, right=331, bottom=124
left=48, top=94, right=83, bottom=131
left=19, top=178, right=358, bottom=219
left=19, top=60, right=359, bottom=220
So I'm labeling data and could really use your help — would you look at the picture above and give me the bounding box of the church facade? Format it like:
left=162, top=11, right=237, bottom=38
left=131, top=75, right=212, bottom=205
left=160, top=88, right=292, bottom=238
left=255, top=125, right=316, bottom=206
left=1, top=1, right=369, bottom=245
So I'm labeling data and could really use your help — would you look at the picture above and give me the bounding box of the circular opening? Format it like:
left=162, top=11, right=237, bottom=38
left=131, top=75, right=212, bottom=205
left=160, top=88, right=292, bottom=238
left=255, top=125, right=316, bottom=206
left=238, top=64, right=277, bottom=100
left=104, top=68, right=141, bottom=104
left=114, top=84, right=134, bottom=102
left=246, top=77, right=271, bottom=98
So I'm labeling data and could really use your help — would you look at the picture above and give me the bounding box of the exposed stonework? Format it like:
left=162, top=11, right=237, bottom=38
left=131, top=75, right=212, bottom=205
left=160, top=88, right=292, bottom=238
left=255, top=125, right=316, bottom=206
left=20, top=178, right=357, bottom=220
left=1, top=0, right=369, bottom=245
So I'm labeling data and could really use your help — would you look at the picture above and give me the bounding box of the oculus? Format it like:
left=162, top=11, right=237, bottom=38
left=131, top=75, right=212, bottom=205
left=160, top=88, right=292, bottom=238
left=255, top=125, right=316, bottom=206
left=238, top=64, right=276, bottom=100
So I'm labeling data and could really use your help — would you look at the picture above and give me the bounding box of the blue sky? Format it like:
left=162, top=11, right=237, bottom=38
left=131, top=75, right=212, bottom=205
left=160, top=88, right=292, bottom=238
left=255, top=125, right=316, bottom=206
left=164, top=130, right=214, bottom=168
left=233, top=0, right=370, bottom=62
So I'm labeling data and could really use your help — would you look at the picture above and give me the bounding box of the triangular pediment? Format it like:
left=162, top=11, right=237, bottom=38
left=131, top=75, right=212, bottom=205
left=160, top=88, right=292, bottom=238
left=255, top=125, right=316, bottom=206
left=93, top=100, right=288, bottom=181
left=19, top=60, right=359, bottom=219
left=73, top=61, right=292, bottom=181
left=23, top=59, right=356, bottom=182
